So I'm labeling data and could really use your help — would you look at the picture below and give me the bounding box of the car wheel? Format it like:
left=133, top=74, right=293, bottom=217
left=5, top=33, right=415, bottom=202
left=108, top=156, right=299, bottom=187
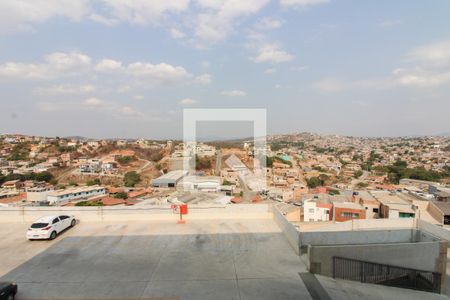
left=70, top=219, right=76, bottom=227
left=50, top=231, right=57, bottom=240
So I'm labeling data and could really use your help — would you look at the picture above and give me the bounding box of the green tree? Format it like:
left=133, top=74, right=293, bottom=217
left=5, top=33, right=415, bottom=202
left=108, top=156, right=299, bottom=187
left=354, top=170, right=363, bottom=178
left=32, top=171, right=54, bottom=182
left=306, top=177, right=322, bottom=188
left=150, top=152, right=163, bottom=162
left=75, top=200, right=103, bottom=206
left=86, top=178, right=101, bottom=186
left=266, top=156, right=274, bottom=168
left=393, top=160, right=407, bottom=168
left=328, top=189, right=340, bottom=195
left=357, top=182, right=369, bottom=188
left=222, top=179, right=233, bottom=186
left=124, top=171, right=141, bottom=187
left=114, top=192, right=128, bottom=199
left=117, top=156, right=135, bottom=165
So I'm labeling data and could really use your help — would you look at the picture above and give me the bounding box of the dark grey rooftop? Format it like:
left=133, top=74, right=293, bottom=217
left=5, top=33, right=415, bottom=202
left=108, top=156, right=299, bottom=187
left=0, top=220, right=448, bottom=300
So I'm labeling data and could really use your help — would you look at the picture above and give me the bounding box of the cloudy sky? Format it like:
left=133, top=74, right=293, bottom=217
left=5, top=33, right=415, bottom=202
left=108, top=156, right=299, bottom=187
left=0, top=0, right=449, bottom=139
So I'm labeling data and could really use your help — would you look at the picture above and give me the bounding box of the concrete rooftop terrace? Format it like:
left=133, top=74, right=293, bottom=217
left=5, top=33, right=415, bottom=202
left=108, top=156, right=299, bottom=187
left=0, top=219, right=449, bottom=300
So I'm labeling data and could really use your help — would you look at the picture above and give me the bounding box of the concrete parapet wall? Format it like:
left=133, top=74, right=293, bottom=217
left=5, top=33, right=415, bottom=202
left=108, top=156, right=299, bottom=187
left=301, top=218, right=416, bottom=232
left=272, top=205, right=300, bottom=254
left=418, top=219, right=450, bottom=245
left=428, top=203, right=444, bottom=225
left=0, top=204, right=272, bottom=223
left=308, top=241, right=443, bottom=277
left=300, top=229, right=438, bottom=251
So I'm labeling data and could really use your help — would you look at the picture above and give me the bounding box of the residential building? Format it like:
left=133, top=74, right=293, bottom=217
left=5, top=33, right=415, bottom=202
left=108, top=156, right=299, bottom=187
left=333, top=202, right=366, bottom=222
left=1, top=180, right=24, bottom=191
left=27, top=186, right=54, bottom=203
left=47, top=186, right=106, bottom=205
left=372, top=191, right=416, bottom=219
left=303, top=198, right=332, bottom=222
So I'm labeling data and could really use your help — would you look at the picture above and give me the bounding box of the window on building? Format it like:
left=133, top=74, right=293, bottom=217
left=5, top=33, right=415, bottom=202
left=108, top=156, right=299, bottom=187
left=373, top=208, right=379, bottom=213
left=308, top=208, right=314, bottom=213
left=341, top=212, right=360, bottom=218
left=399, top=212, right=415, bottom=218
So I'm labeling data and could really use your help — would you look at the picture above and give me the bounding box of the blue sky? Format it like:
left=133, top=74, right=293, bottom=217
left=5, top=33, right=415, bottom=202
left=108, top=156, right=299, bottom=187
left=0, top=0, right=449, bottom=139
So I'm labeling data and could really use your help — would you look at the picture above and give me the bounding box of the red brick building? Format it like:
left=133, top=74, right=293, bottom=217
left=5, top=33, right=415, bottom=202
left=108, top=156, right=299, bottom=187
left=333, top=202, right=366, bottom=222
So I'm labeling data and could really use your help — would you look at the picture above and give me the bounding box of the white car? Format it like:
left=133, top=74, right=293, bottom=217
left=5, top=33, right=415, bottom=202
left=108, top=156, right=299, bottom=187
left=27, top=215, right=76, bottom=240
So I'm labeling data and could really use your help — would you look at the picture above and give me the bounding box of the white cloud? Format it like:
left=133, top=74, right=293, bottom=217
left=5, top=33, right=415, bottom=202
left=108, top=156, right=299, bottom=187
left=405, top=40, right=450, bottom=66
left=179, top=98, right=198, bottom=105
left=170, top=28, right=186, bottom=39
left=134, top=95, right=144, bottom=100
left=0, top=0, right=271, bottom=46
left=38, top=96, right=145, bottom=119
left=221, top=90, right=247, bottom=97
left=94, top=59, right=123, bottom=72
left=99, top=0, right=190, bottom=25
left=118, top=105, right=143, bottom=117
left=127, top=62, right=192, bottom=85
left=255, top=17, right=284, bottom=30
left=252, top=44, right=294, bottom=64
left=0, top=52, right=91, bottom=80
left=392, top=41, right=450, bottom=88
left=83, top=97, right=106, bottom=108
left=195, top=73, right=212, bottom=85
left=313, top=40, right=450, bottom=92
left=393, top=68, right=450, bottom=88
left=280, top=0, right=329, bottom=7
left=88, top=13, right=118, bottom=26
left=194, top=0, right=270, bottom=44
left=0, top=52, right=207, bottom=88
left=0, top=0, right=91, bottom=33
left=81, top=97, right=144, bottom=118
left=45, top=52, right=91, bottom=71
left=34, top=84, right=96, bottom=95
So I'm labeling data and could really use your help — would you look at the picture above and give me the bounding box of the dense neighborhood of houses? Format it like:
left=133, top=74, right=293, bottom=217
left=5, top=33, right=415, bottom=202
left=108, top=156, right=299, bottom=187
left=0, top=132, right=449, bottom=225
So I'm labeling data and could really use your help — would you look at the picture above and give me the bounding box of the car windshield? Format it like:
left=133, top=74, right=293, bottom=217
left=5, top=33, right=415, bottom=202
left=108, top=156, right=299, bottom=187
left=31, top=223, right=49, bottom=229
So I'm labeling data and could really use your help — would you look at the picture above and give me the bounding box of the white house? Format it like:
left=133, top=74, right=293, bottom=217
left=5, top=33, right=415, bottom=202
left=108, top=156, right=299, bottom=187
left=303, top=199, right=332, bottom=222
left=47, top=186, right=106, bottom=205
left=178, top=176, right=221, bottom=192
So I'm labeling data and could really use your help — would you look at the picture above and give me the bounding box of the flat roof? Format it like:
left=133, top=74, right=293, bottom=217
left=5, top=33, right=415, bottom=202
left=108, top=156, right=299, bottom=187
left=154, top=170, right=188, bottom=181
left=333, top=202, right=364, bottom=210
left=48, top=185, right=106, bottom=197
left=0, top=219, right=444, bottom=300
left=0, top=219, right=307, bottom=299
left=370, top=191, right=410, bottom=205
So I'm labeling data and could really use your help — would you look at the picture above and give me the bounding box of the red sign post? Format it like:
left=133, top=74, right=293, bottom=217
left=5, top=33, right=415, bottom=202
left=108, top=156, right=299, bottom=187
left=172, top=204, right=188, bottom=224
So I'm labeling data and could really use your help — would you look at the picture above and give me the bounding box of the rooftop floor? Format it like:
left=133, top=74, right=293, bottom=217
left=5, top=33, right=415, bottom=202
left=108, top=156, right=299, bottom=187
left=0, top=219, right=448, bottom=300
